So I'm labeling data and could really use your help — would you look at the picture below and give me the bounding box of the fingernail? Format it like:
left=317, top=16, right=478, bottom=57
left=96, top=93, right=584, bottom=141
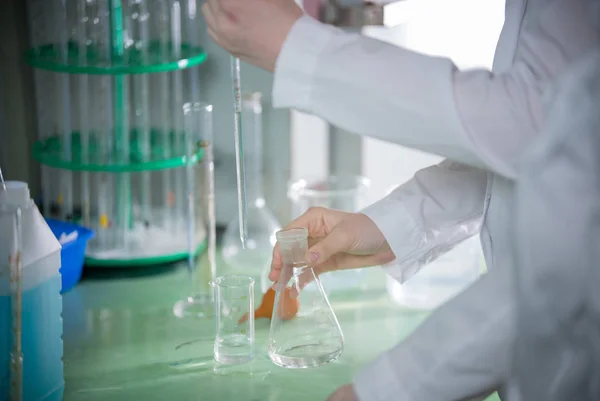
left=308, top=251, right=319, bottom=263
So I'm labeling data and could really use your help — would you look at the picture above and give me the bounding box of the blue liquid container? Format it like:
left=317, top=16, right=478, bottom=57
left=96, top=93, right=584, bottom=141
left=0, top=181, right=64, bottom=401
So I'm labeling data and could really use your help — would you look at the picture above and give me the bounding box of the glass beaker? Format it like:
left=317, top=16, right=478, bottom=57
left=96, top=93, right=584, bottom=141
left=287, top=175, right=370, bottom=217
left=386, top=235, right=483, bottom=310
left=210, top=275, right=255, bottom=365
left=222, top=92, right=281, bottom=277
left=267, top=228, right=344, bottom=369
left=267, top=176, right=370, bottom=294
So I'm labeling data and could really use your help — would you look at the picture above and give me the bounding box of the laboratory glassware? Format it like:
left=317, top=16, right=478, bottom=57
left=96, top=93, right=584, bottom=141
left=287, top=175, right=370, bottom=217
left=26, top=0, right=209, bottom=267
left=261, top=176, right=370, bottom=294
left=267, top=228, right=344, bottom=369
left=1, top=181, right=64, bottom=401
left=230, top=55, right=249, bottom=248
left=173, top=102, right=217, bottom=319
left=222, top=92, right=281, bottom=275
left=210, top=275, right=255, bottom=365
left=387, top=235, right=483, bottom=310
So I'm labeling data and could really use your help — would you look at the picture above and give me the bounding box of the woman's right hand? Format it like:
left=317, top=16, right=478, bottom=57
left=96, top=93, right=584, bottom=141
left=269, top=207, right=396, bottom=287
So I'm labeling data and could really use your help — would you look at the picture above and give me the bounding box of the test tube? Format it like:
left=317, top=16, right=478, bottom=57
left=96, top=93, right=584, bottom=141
left=210, top=275, right=255, bottom=365
left=9, top=208, right=23, bottom=401
left=158, top=0, right=172, bottom=230
left=57, top=0, right=73, bottom=221
left=78, top=0, right=91, bottom=225
left=171, top=0, right=185, bottom=231
left=186, top=0, right=200, bottom=104
left=231, top=56, right=249, bottom=247
left=130, top=0, right=152, bottom=225
left=95, top=0, right=114, bottom=250
left=110, top=0, right=132, bottom=245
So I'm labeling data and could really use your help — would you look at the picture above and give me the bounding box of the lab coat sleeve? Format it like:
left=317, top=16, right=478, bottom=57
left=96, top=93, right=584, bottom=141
left=360, top=159, right=487, bottom=283
left=273, top=1, right=599, bottom=179
left=353, top=261, right=515, bottom=401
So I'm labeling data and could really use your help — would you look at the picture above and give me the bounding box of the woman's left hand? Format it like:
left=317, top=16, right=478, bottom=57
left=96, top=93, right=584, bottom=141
left=326, top=384, right=359, bottom=401
left=202, top=0, right=303, bottom=72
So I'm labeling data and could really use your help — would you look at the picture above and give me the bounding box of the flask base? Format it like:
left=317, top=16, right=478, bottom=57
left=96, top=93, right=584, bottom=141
left=268, top=345, right=342, bottom=369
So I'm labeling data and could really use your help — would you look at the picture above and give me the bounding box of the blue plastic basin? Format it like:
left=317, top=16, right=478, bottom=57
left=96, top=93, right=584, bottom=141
left=45, top=218, right=95, bottom=293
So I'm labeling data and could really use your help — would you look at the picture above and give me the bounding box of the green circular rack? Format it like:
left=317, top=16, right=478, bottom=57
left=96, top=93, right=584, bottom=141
left=25, top=41, right=207, bottom=75
left=84, top=238, right=208, bottom=267
left=32, top=131, right=205, bottom=173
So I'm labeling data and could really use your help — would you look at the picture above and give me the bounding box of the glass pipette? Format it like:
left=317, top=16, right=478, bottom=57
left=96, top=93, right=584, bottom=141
left=230, top=55, right=249, bottom=248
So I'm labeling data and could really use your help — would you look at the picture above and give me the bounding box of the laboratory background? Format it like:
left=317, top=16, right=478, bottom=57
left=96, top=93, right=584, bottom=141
left=0, top=0, right=505, bottom=400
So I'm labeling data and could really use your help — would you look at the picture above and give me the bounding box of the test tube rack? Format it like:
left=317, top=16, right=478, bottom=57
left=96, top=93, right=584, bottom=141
left=25, top=0, right=209, bottom=266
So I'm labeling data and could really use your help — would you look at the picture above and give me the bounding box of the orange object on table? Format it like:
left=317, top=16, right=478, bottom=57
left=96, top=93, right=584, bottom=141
left=239, top=287, right=299, bottom=324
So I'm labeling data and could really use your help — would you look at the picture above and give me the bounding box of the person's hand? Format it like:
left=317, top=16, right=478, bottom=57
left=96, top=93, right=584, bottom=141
left=270, top=207, right=395, bottom=289
left=202, top=0, right=303, bottom=72
left=326, top=384, right=359, bottom=401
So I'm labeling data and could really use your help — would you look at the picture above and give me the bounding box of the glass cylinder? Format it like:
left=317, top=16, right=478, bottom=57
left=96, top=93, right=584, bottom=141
left=173, top=102, right=216, bottom=318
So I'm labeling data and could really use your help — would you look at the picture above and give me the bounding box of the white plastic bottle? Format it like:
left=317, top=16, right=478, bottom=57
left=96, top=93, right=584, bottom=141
left=0, top=181, right=64, bottom=401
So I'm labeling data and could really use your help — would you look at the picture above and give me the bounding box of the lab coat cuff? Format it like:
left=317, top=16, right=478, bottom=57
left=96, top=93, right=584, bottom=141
left=354, top=353, right=407, bottom=401
left=361, top=197, right=424, bottom=283
left=272, top=15, right=339, bottom=110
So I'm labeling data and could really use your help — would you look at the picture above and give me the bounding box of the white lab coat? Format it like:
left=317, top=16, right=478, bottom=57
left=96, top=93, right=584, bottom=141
left=510, top=48, right=600, bottom=401
left=271, top=0, right=600, bottom=400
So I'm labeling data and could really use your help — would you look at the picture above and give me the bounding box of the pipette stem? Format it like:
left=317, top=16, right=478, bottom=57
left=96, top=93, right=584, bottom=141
left=231, top=55, right=249, bottom=248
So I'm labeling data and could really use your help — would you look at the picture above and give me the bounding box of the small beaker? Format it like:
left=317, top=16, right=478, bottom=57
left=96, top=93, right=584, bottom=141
left=267, top=228, right=344, bottom=369
left=210, top=275, right=255, bottom=365
left=280, top=176, right=370, bottom=294
left=287, top=175, right=370, bottom=218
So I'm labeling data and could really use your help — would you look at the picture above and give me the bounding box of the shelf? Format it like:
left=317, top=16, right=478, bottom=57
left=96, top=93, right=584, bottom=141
left=32, top=130, right=204, bottom=173
left=85, top=237, right=208, bottom=267
left=25, top=41, right=207, bottom=75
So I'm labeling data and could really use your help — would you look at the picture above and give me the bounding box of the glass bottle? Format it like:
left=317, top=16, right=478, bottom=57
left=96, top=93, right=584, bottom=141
left=222, top=92, right=281, bottom=276
left=267, top=228, right=344, bottom=368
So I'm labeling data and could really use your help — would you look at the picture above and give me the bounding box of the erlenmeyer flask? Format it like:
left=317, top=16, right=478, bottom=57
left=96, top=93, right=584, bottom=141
left=267, top=228, right=344, bottom=368
left=222, top=92, right=280, bottom=275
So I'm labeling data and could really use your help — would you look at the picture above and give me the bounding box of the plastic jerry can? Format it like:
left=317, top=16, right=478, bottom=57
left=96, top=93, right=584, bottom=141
left=0, top=182, right=64, bottom=400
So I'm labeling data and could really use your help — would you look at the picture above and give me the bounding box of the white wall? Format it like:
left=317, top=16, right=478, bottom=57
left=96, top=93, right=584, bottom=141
left=361, top=0, right=506, bottom=205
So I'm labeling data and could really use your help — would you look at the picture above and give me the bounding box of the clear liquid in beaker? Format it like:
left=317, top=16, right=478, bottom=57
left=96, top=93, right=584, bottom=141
left=211, top=275, right=255, bottom=366
left=214, top=333, right=254, bottom=365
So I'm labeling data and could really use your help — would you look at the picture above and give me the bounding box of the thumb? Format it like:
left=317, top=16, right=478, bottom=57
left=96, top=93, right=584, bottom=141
left=306, top=226, right=354, bottom=267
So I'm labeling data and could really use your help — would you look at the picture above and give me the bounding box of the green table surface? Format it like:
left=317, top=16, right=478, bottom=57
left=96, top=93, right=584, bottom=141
left=62, top=260, right=501, bottom=401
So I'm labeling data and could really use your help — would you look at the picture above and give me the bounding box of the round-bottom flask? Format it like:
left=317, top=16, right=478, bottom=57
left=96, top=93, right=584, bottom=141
left=267, top=228, right=344, bottom=368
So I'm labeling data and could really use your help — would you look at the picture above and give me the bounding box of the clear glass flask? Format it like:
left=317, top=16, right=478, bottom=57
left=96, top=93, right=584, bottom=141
left=222, top=92, right=281, bottom=276
left=267, top=228, right=344, bottom=369
left=210, top=275, right=255, bottom=365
